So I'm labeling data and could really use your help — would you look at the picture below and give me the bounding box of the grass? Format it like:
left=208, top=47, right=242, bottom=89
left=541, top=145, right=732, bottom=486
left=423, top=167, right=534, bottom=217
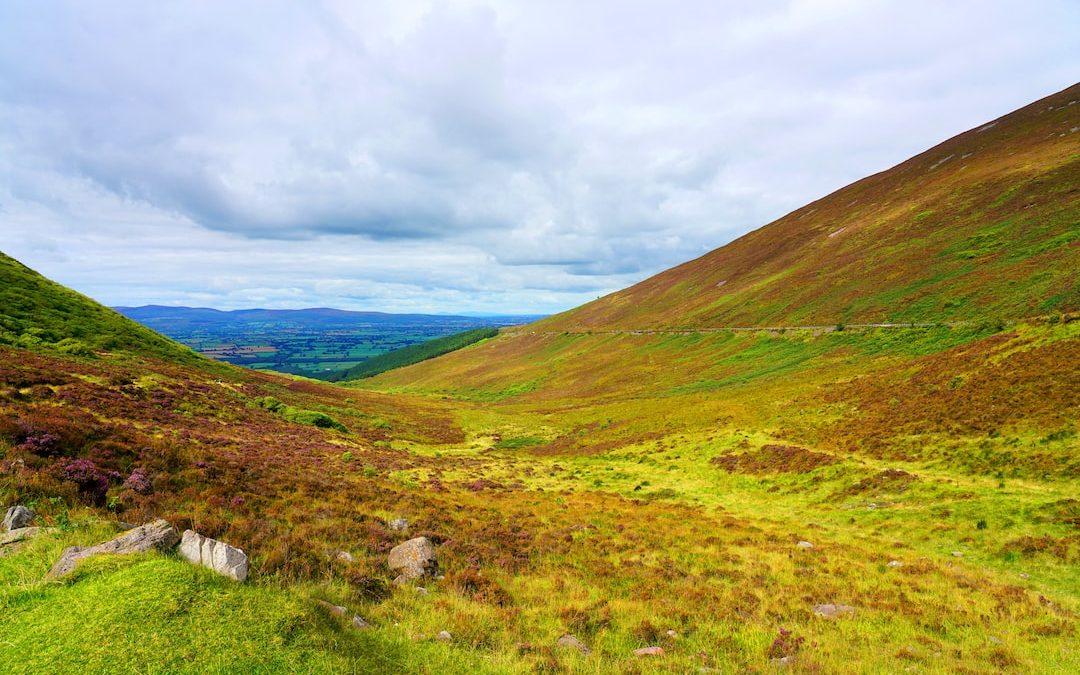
left=331, top=328, right=499, bottom=381
left=0, top=523, right=480, bottom=674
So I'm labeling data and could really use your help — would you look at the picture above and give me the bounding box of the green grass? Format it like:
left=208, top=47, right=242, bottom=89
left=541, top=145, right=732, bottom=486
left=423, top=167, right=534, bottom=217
left=0, top=525, right=488, bottom=674
left=332, top=328, right=499, bottom=381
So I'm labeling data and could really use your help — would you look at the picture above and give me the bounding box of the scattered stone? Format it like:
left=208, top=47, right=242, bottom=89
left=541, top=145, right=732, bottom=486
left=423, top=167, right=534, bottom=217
left=316, top=599, right=348, bottom=617
left=772, top=655, right=796, bottom=667
left=335, top=550, right=355, bottom=563
left=556, top=633, right=590, bottom=655
left=388, top=536, right=438, bottom=581
left=436, top=630, right=453, bottom=642
left=1019, top=573, right=1030, bottom=580
left=1, top=526, right=48, bottom=547
left=812, top=603, right=856, bottom=619
left=414, top=587, right=428, bottom=595
left=634, top=646, right=665, bottom=656
left=3, top=505, right=35, bottom=532
left=177, top=530, right=249, bottom=581
left=665, top=629, right=678, bottom=638
left=952, top=551, right=963, bottom=558
left=388, top=517, right=409, bottom=531
left=989, top=636, right=1003, bottom=646
left=316, top=600, right=369, bottom=630
left=887, top=560, right=903, bottom=567
left=49, top=519, right=180, bottom=578
left=796, top=541, right=814, bottom=549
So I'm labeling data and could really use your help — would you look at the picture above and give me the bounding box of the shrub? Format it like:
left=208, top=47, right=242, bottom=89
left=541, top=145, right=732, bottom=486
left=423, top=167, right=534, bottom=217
left=59, top=458, right=113, bottom=505
left=122, top=469, right=153, bottom=495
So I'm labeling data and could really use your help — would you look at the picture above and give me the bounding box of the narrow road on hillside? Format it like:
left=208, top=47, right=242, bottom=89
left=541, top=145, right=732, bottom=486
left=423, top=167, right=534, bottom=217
left=504, top=321, right=978, bottom=337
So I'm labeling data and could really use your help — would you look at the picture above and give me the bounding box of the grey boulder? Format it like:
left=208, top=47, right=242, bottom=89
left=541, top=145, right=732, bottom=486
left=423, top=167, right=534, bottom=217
left=3, top=505, right=35, bottom=532
left=177, top=530, right=249, bottom=581
left=388, top=536, right=438, bottom=582
left=49, top=519, right=180, bottom=578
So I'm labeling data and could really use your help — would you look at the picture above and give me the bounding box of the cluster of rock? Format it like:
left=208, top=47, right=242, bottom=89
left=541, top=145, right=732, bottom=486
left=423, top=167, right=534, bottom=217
left=2, top=505, right=250, bottom=582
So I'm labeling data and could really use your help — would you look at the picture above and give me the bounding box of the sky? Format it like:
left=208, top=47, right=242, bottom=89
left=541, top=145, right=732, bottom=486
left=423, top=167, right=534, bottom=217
left=1, top=1, right=1078, bottom=315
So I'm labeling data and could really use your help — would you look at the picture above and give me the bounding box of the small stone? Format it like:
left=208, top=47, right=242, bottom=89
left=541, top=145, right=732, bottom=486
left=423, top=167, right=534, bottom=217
left=436, top=630, right=453, bottom=642
left=634, top=646, right=665, bottom=656
left=556, top=633, right=590, bottom=655
left=887, top=560, right=902, bottom=567
left=772, top=655, right=795, bottom=667
left=3, top=506, right=35, bottom=532
left=316, top=600, right=347, bottom=617
left=665, top=629, right=678, bottom=638
left=951, top=551, right=963, bottom=557
left=335, top=550, right=354, bottom=563
left=988, top=636, right=1003, bottom=645
left=388, top=517, right=409, bottom=531
left=796, top=541, right=814, bottom=549
left=812, top=603, right=856, bottom=618
left=1019, top=573, right=1030, bottom=580
left=352, top=615, right=370, bottom=630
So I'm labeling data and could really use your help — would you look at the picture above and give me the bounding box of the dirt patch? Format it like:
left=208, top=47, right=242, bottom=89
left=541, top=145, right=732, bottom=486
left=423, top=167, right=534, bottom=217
left=711, top=444, right=839, bottom=474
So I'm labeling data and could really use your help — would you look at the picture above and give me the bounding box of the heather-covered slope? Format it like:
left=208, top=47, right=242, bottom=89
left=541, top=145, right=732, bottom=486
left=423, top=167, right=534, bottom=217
left=537, top=83, right=1079, bottom=331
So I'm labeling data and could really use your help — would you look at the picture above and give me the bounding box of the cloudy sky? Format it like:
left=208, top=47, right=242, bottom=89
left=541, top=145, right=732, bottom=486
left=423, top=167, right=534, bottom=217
left=1, top=1, right=1077, bottom=315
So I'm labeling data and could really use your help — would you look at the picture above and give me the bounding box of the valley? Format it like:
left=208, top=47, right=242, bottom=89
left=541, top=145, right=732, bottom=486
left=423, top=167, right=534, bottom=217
left=0, top=83, right=1077, bottom=673
left=115, top=306, right=538, bottom=380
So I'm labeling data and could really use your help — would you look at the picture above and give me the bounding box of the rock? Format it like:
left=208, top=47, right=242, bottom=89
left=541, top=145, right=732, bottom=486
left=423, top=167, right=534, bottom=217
left=796, top=541, right=814, bottom=549
left=665, top=629, right=678, bottom=638
left=316, top=599, right=348, bottom=617
left=1, top=526, right=48, bottom=546
left=556, top=634, right=590, bottom=655
left=334, top=550, right=354, bottom=563
left=951, top=551, right=963, bottom=558
left=812, top=603, right=856, bottom=619
left=3, top=505, right=35, bottom=532
left=49, top=519, right=180, bottom=578
left=177, top=530, right=249, bottom=581
left=1019, top=573, right=1030, bottom=580
left=436, top=630, right=453, bottom=642
left=388, top=517, right=409, bottom=531
left=772, top=655, right=795, bottom=667
left=317, top=599, right=369, bottom=630
left=634, top=646, right=665, bottom=656
left=887, top=560, right=902, bottom=567
left=388, top=536, right=438, bottom=580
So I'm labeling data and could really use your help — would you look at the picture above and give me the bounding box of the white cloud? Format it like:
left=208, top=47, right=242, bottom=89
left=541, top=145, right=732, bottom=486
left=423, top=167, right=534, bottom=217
left=1, top=0, right=1077, bottom=313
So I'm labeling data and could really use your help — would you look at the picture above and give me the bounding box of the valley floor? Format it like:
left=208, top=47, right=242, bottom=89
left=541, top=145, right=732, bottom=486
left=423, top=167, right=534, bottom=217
left=2, top=317, right=1078, bottom=673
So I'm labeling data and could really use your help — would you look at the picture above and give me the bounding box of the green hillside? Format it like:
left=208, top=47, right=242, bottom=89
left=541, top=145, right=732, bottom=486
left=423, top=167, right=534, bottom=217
left=0, top=252, right=199, bottom=363
left=331, top=327, right=499, bottom=381
left=535, top=82, right=1080, bottom=331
